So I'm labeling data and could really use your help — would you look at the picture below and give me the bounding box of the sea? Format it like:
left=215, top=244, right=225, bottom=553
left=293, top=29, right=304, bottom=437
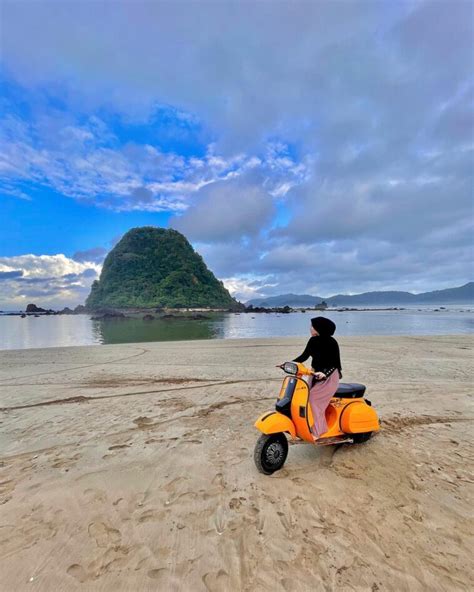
left=0, top=305, right=472, bottom=350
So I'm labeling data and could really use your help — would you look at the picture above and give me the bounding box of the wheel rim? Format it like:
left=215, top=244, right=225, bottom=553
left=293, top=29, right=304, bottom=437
left=265, top=441, right=284, bottom=465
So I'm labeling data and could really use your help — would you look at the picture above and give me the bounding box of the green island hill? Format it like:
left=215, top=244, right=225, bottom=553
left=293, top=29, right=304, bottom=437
left=85, top=227, right=239, bottom=310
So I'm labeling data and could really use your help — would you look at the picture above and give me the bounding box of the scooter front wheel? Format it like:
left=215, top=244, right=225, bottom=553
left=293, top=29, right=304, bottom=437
left=254, top=433, right=288, bottom=475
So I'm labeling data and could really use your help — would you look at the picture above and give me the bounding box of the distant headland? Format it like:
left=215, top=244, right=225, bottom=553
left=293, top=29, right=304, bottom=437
left=247, top=282, right=474, bottom=308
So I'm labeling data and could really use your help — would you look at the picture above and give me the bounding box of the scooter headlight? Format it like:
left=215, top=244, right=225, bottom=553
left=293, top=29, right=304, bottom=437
left=283, top=362, right=298, bottom=375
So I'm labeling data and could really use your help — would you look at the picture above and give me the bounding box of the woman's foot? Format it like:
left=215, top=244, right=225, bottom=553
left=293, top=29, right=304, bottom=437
left=314, top=436, right=352, bottom=446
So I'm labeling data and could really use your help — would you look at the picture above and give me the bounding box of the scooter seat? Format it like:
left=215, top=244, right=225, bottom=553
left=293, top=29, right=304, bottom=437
left=334, top=383, right=366, bottom=398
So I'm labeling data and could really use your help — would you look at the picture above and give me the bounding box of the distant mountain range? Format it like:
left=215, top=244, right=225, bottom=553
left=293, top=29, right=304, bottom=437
left=247, top=282, right=474, bottom=307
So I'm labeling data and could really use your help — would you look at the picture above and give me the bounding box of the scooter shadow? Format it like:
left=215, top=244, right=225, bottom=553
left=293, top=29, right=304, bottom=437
left=287, top=440, right=347, bottom=470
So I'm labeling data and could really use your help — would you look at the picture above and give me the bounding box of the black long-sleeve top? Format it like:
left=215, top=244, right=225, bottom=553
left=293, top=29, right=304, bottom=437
left=293, top=335, right=342, bottom=378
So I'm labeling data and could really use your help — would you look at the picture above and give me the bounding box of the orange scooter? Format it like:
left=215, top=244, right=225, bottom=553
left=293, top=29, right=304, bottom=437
left=254, top=362, right=380, bottom=474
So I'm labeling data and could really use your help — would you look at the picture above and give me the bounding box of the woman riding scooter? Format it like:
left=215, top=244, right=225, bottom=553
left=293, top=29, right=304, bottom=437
left=283, top=316, right=342, bottom=443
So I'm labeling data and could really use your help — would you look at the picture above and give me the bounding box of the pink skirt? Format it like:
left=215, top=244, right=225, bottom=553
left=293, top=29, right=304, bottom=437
left=309, top=371, right=340, bottom=438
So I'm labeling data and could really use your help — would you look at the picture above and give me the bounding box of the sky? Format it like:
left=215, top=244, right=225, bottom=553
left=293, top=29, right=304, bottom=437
left=0, top=0, right=473, bottom=309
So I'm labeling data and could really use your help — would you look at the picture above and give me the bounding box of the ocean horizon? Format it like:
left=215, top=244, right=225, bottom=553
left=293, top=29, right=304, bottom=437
left=1, top=304, right=472, bottom=350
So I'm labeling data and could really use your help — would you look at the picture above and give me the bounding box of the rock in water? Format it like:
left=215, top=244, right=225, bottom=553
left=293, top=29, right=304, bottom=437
left=26, top=303, right=47, bottom=313
left=85, top=227, right=238, bottom=310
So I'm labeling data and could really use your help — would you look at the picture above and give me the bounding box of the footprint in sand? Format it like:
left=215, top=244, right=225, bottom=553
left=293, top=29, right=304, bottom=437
left=68, top=546, right=130, bottom=582
left=133, top=416, right=155, bottom=428
left=88, top=521, right=121, bottom=548
left=147, top=567, right=168, bottom=580
left=0, top=514, right=56, bottom=557
left=232, top=447, right=248, bottom=460
left=332, top=461, right=364, bottom=480
left=212, top=472, right=226, bottom=491
left=213, top=505, right=227, bottom=535
left=83, top=488, right=107, bottom=503
left=52, top=453, right=81, bottom=469
left=138, top=509, right=165, bottom=523
left=281, top=577, right=300, bottom=592
left=277, top=509, right=295, bottom=531
left=291, top=477, right=305, bottom=486
left=163, top=476, right=188, bottom=492
left=202, top=569, right=231, bottom=592
left=67, top=564, right=89, bottom=583
left=229, top=498, right=242, bottom=510
left=167, top=491, right=197, bottom=506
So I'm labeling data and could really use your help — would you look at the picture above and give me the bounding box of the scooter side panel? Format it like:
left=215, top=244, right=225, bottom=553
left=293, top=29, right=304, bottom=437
left=340, top=400, right=380, bottom=433
left=290, top=379, right=313, bottom=442
left=255, top=411, right=296, bottom=438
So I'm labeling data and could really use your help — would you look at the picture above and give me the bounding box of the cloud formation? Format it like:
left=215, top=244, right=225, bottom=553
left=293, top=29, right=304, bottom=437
left=72, top=247, right=108, bottom=263
left=0, top=107, right=306, bottom=211
left=170, top=174, right=276, bottom=242
left=3, top=2, right=471, bottom=149
left=0, top=255, right=101, bottom=309
left=0, top=1, right=472, bottom=300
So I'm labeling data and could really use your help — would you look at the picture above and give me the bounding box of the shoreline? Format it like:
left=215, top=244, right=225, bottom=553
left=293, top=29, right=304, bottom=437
left=0, top=331, right=473, bottom=354
left=2, top=303, right=473, bottom=317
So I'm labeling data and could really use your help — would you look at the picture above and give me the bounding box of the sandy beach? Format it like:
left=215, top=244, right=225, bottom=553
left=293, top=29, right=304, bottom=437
left=0, top=335, right=472, bottom=591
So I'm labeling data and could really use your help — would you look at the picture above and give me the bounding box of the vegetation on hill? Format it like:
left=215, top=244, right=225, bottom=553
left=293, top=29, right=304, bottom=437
left=85, top=227, right=239, bottom=309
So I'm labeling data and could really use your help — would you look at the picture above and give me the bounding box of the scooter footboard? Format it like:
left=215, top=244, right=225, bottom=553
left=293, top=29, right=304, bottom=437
left=255, top=411, right=296, bottom=438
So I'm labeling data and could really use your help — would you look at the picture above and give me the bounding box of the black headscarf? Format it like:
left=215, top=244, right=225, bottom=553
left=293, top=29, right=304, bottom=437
left=311, top=316, right=336, bottom=336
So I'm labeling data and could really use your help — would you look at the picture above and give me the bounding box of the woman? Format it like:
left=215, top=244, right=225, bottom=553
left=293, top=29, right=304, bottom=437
left=292, top=316, right=342, bottom=442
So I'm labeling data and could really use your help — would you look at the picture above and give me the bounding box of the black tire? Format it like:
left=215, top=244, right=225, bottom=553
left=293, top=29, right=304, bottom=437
left=254, top=433, right=289, bottom=475
left=352, top=431, right=373, bottom=444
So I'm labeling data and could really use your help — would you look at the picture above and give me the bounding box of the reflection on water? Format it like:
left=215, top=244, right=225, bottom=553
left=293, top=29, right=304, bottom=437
left=0, top=306, right=473, bottom=350
left=93, top=317, right=219, bottom=344
left=0, top=314, right=98, bottom=350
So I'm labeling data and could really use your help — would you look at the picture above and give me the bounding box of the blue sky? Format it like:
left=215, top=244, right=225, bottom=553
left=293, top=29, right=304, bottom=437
left=0, top=1, right=473, bottom=308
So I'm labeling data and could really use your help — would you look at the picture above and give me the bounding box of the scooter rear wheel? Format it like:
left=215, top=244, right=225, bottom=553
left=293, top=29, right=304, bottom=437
left=254, top=433, right=288, bottom=475
left=352, top=431, right=373, bottom=444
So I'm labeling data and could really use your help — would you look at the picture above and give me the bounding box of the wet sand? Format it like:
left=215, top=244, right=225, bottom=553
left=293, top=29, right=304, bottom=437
left=0, top=335, right=473, bottom=591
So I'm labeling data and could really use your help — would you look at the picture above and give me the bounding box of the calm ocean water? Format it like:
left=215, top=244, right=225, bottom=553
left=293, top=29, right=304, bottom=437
left=0, top=306, right=472, bottom=350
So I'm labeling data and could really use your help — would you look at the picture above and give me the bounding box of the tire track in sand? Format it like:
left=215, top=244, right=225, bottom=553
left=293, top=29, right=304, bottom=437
left=0, top=378, right=280, bottom=412
left=0, top=346, right=150, bottom=384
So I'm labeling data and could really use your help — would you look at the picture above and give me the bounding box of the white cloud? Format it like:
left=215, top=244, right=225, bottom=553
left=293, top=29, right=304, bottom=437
left=221, top=276, right=278, bottom=302
left=0, top=254, right=102, bottom=309
left=0, top=111, right=307, bottom=212
left=0, top=254, right=101, bottom=278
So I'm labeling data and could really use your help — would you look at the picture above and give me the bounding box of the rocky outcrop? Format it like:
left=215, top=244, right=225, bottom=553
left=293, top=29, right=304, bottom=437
left=85, top=227, right=239, bottom=310
left=26, top=303, right=47, bottom=313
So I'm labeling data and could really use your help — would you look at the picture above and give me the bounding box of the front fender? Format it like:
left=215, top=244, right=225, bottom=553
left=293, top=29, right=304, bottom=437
left=255, top=411, right=296, bottom=439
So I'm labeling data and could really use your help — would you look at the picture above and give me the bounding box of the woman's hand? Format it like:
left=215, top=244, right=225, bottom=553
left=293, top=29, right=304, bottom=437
left=313, top=371, right=327, bottom=380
